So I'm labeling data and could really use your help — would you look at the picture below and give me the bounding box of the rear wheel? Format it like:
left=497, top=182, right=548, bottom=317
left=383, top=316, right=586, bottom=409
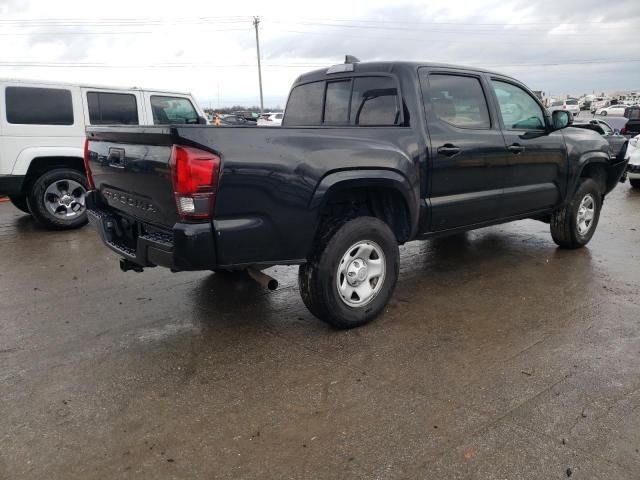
left=550, top=178, right=601, bottom=249
left=8, top=195, right=30, bottom=214
left=27, top=168, right=88, bottom=230
left=298, top=216, right=399, bottom=329
left=630, top=179, right=640, bottom=189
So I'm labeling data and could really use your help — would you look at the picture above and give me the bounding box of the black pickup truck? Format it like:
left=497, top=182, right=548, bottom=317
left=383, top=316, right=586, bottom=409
left=84, top=59, right=629, bottom=329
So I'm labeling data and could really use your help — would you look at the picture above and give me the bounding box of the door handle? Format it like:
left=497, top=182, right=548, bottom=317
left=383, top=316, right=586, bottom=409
left=508, top=143, right=525, bottom=154
left=437, top=144, right=461, bottom=156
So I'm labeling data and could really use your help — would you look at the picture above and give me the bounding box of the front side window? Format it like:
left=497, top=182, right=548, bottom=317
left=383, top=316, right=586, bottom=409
left=491, top=80, right=545, bottom=130
left=150, top=96, right=199, bottom=124
left=6, top=87, right=73, bottom=125
left=425, top=74, right=490, bottom=129
left=283, top=81, right=324, bottom=126
left=350, top=77, right=399, bottom=126
left=87, top=92, right=138, bottom=125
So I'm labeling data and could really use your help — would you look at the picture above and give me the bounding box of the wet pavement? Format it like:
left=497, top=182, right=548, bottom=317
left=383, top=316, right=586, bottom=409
left=1, top=184, right=639, bottom=479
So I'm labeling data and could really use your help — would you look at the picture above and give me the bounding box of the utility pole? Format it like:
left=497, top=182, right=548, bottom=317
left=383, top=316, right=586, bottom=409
left=253, top=16, right=264, bottom=113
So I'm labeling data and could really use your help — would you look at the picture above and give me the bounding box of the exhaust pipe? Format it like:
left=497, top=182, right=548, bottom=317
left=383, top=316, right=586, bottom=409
left=247, top=268, right=278, bottom=290
left=120, top=258, right=144, bottom=273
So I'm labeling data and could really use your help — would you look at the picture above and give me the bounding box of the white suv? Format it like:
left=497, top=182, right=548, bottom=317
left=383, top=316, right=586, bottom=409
left=0, top=79, right=206, bottom=229
left=548, top=98, right=580, bottom=117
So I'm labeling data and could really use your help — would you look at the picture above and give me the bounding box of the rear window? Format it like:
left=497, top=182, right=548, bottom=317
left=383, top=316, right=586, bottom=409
left=284, top=76, right=400, bottom=127
left=566, top=99, right=578, bottom=105
left=150, top=96, right=199, bottom=124
left=87, top=92, right=139, bottom=125
left=324, top=80, right=352, bottom=124
left=283, top=81, right=324, bottom=125
left=5, top=86, right=74, bottom=125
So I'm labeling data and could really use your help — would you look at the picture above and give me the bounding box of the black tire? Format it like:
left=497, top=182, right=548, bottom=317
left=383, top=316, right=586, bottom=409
left=8, top=195, right=30, bottom=214
left=26, top=168, right=88, bottom=230
left=550, top=178, right=602, bottom=249
left=630, top=179, right=640, bottom=189
left=298, top=216, right=399, bottom=329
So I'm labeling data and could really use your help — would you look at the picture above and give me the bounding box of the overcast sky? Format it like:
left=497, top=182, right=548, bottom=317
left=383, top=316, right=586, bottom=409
left=1, top=0, right=638, bottom=109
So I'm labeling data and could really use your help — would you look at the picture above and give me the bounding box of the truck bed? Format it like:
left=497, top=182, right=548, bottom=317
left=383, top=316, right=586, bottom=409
left=86, top=124, right=419, bottom=268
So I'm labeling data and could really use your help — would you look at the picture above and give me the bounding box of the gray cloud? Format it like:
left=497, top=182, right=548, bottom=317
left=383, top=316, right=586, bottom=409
left=263, top=0, right=640, bottom=95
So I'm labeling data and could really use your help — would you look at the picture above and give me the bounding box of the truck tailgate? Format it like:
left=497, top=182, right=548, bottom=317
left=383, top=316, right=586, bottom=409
left=86, top=126, right=178, bottom=228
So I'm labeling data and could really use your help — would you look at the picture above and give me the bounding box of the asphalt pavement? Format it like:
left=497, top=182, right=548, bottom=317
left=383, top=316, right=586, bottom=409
left=1, top=182, right=639, bottom=479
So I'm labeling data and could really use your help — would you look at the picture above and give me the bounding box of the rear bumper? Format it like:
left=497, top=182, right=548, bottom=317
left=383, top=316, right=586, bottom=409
left=86, top=191, right=216, bottom=271
left=627, top=162, right=640, bottom=179
left=0, top=175, right=25, bottom=196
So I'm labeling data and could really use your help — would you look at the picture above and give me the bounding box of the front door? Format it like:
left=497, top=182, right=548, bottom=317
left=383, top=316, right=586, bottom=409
left=489, top=79, right=568, bottom=217
left=419, top=69, right=509, bottom=232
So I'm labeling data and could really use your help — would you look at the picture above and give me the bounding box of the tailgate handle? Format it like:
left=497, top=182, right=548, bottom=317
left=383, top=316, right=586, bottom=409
left=108, top=148, right=125, bottom=168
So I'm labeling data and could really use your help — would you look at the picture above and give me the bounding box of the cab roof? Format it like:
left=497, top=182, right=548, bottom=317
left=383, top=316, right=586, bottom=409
left=292, top=61, right=515, bottom=86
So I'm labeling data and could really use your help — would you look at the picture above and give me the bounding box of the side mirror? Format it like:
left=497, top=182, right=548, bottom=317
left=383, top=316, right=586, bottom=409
left=197, top=116, right=208, bottom=125
left=613, top=129, right=621, bottom=135
left=552, top=110, right=573, bottom=130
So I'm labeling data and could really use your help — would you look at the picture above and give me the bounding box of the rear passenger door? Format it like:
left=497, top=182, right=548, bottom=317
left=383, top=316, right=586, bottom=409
left=419, top=69, right=509, bottom=231
left=81, top=89, right=142, bottom=126
left=489, top=79, right=567, bottom=216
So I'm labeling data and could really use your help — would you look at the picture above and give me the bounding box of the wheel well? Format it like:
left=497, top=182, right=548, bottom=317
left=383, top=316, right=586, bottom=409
left=319, top=186, right=411, bottom=243
left=23, top=157, right=85, bottom=192
left=580, top=162, right=607, bottom=194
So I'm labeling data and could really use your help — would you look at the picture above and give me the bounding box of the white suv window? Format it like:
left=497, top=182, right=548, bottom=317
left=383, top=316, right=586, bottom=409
left=150, top=96, right=199, bottom=124
left=87, top=92, right=139, bottom=125
left=6, top=87, right=74, bottom=125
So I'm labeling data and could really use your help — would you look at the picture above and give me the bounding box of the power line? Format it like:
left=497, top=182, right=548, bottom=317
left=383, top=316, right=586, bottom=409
left=0, top=59, right=638, bottom=69
left=268, top=20, right=629, bottom=36
left=274, top=16, right=626, bottom=26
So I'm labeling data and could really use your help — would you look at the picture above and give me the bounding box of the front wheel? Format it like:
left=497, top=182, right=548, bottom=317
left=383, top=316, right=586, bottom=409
left=27, top=168, right=88, bottom=230
left=550, top=178, right=602, bottom=249
left=630, top=179, right=640, bottom=189
left=298, top=216, right=399, bottom=329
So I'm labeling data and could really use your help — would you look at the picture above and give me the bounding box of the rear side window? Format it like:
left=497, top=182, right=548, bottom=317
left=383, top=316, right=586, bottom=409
left=284, top=81, right=324, bottom=125
left=151, top=96, right=199, bottom=124
left=6, top=87, right=73, bottom=125
left=87, top=92, right=138, bottom=125
left=425, top=74, right=490, bottom=129
left=350, top=77, right=399, bottom=126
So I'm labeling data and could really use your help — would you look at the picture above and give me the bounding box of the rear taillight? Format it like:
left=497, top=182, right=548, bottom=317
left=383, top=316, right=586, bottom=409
left=83, top=138, right=96, bottom=190
left=170, top=145, right=221, bottom=220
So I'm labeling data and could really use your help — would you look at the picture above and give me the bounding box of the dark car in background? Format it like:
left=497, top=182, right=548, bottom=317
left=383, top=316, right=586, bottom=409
left=624, top=106, right=640, bottom=137
left=219, top=114, right=250, bottom=126
left=572, top=118, right=629, bottom=159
